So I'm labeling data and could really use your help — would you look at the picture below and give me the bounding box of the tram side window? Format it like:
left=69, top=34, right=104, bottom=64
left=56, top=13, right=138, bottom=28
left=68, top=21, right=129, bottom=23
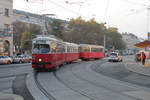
left=56, top=43, right=65, bottom=53
left=91, top=48, right=102, bottom=52
left=67, top=46, right=71, bottom=53
left=91, top=48, right=96, bottom=52
left=79, top=47, right=82, bottom=52
left=100, top=48, right=103, bottom=52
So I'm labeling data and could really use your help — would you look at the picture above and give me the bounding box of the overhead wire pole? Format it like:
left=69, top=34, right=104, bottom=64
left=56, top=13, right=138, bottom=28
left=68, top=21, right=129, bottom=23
left=147, top=6, right=150, bottom=42
left=103, top=0, right=110, bottom=53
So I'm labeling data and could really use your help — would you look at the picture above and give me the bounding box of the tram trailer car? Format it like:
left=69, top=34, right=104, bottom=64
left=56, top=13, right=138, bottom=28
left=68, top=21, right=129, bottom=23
left=32, top=36, right=79, bottom=70
left=79, top=44, right=105, bottom=60
left=65, top=42, right=79, bottom=64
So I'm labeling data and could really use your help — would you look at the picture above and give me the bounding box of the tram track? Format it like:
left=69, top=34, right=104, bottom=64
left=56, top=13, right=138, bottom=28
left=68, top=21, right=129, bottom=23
left=53, top=71, right=99, bottom=100
left=34, top=71, right=56, bottom=100
left=69, top=60, right=143, bottom=100
left=70, top=60, right=122, bottom=93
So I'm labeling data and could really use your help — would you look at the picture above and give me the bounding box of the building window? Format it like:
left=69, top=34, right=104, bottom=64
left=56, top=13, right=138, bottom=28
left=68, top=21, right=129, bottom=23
left=4, top=8, right=9, bottom=17
left=4, top=24, right=9, bottom=32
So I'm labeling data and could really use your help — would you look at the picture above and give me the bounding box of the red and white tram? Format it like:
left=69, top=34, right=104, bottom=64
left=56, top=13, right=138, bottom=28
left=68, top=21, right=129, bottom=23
left=32, top=36, right=79, bottom=70
left=32, top=36, right=65, bottom=70
left=32, top=36, right=105, bottom=70
left=79, top=44, right=104, bottom=60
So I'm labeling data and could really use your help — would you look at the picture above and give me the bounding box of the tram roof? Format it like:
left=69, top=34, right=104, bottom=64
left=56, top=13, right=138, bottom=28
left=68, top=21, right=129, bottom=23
left=33, top=35, right=63, bottom=42
left=64, top=42, right=78, bottom=46
left=79, top=44, right=104, bottom=48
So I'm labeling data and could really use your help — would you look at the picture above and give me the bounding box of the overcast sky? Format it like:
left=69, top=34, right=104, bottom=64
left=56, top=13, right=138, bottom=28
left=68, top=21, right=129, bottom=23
left=13, top=0, right=150, bottom=39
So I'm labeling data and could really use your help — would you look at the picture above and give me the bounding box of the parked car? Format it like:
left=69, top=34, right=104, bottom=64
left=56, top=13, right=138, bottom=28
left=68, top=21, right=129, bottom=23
left=24, top=55, right=32, bottom=62
left=108, top=52, right=122, bottom=62
left=0, top=56, right=13, bottom=64
left=13, top=55, right=31, bottom=63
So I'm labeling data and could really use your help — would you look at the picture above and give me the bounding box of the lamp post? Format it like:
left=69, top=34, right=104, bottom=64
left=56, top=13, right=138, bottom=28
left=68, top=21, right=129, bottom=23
left=103, top=22, right=107, bottom=54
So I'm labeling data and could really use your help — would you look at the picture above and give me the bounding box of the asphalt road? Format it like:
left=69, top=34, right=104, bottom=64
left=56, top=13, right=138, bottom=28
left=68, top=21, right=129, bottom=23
left=92, top=61, right=150, bottom=88
left=36, top=59, right=150, bottom=100
left=1, top=57, right=150, bottom=100
left=0, top=63, right=33, bottom=100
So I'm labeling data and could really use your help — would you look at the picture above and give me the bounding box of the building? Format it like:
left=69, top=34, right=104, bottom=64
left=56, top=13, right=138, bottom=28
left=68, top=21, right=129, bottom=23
left=122, top=33, right=141, bottom=54
left=0, top=0, right=13, bottom=56
left=13, top=9, right=44, bottom=26
left=13, top=9, right=68, bottom=28
left=13, top=9, right=68, bottom=35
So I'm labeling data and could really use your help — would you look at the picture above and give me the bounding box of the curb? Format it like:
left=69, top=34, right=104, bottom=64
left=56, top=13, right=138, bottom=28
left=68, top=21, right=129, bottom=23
left=26, top=72, right=49, bottom=100
left=0, top=92, right=24, bottom=100
left=123, top=59, right=150, bottom=77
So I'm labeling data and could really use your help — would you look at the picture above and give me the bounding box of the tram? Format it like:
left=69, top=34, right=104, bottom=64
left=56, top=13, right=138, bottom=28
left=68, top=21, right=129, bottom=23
left=32, top=36, right=104, bottom=70
left=79, top=44, right=104, bottom=60
left=32, top=36, right=79, bottom=70
left=32, top=36, right=65, bottom=70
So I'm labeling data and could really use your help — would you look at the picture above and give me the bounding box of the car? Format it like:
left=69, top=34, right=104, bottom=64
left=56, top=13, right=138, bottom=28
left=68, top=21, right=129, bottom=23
left=13, top=55, right=31, bottom=63
left=24, top=55, right=32, bottom=63
left=0, top=56, right=13, bottom=64
left=108, top=52, right=122, bottom=62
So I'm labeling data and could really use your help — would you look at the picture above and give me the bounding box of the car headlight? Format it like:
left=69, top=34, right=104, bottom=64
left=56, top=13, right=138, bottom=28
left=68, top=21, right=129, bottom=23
left=39, top=58, right=42, bottom=62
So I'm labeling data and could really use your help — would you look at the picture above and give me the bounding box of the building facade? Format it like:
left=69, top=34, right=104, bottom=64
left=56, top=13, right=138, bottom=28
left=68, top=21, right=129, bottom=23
left=122, top=33, right=141, bottom=54
left=0, top=0, right=13, bottom=56
left=13, top=9, right=43, bottom=26
left=13, top=9, right=68, bottom=31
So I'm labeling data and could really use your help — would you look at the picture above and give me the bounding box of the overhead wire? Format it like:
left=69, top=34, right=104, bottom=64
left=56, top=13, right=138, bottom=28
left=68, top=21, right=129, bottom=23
left=103, top=0, right=110, bottom=23
left=119, top=0, right=147, bottom=6
left=46, top=0, right=93, bottom=19
left=47, top=0, right=80, bottom=16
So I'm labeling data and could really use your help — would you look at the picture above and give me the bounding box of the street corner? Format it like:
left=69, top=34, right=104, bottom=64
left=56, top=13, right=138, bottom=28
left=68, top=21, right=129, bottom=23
left=0, top=92, right=24, bottom=100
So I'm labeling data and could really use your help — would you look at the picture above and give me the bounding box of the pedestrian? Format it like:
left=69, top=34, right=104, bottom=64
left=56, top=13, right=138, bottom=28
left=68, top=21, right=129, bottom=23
left=141, top=52, right=146, bottom=65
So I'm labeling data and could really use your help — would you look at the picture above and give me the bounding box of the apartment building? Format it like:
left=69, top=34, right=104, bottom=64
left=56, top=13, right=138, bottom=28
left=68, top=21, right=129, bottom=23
left=122, top=33, right=141, bottom=54
left=0, top=0, right=13, bottom=56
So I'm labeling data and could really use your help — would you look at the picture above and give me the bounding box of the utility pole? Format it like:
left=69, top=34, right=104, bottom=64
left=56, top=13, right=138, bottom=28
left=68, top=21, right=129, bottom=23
left=42, top=15, right=46, bottom=36
left=147, top=6, right=150, bottom=43
left=103, top=22, right=107, bottom=53
left=103, top=0, right=110, bottom=55
left=104, top=33, right=106, bottom=52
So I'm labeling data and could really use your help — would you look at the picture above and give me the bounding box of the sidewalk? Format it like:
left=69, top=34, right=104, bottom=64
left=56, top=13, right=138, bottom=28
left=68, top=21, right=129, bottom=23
left=123, top=56, right=150, bottom=77
left=0, top=92, right=24, bottom=100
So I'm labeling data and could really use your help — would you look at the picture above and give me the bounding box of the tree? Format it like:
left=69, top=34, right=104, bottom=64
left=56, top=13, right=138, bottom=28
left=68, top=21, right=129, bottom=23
left=64, top=17, right=126, bottom=50
left=21, top=31, right=32, bottom=53
left=28, top=24, right=42, bottom=38
left=64, top=17, right=107, bottom=45
left=106, top=27, right=126, bottom=50
left=13, top=21, right=42, bottom=54
left=3, top=41, right=9, bottom=52
left=13, top=21, right=27, bottom=47
left=47, top=19, right=64, bottom=39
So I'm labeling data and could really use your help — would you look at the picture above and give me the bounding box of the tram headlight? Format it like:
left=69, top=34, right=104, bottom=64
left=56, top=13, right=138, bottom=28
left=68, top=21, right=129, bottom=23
left=39, top=58, right=42, bottom=62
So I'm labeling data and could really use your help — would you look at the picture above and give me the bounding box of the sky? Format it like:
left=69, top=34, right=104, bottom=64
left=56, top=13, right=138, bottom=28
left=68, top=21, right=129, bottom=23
left=13, top=0, right=150, bottom=39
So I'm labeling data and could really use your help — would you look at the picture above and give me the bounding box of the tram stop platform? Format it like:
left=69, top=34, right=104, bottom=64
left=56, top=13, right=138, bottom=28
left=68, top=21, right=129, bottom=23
left=124, top=56, right=150, bottom=77
left=0, top=92, right=23, bottom=100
